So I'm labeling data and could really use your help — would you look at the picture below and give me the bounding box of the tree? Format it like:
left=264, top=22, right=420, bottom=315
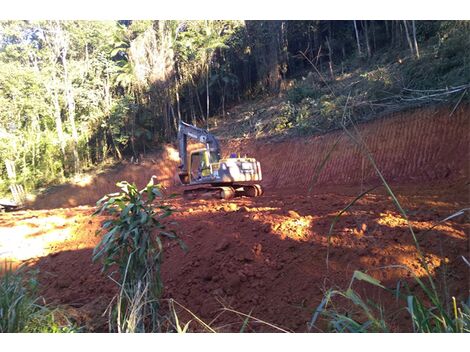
left=412, top=21, right=420, bottom=59
left=403, top=20, right=415, bottom=57
left=353, top=20, right=362, bottom=56
left=245, top=20, right=288, bottom=94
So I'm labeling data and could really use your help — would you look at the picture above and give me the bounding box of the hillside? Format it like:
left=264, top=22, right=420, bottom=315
left=2, top=103, right=468, bottom=332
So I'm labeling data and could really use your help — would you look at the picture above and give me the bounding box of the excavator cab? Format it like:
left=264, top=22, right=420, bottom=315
left=178, top=147, right=218, bottom=184
left=190, top=148, right=218, bottom=181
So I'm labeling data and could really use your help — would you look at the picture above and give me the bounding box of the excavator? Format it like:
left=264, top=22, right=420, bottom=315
left=177, top=121, right=263, bottom=199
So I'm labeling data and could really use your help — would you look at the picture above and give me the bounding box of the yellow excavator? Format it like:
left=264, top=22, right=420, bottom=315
left=177, top=121, right=263, bottom=199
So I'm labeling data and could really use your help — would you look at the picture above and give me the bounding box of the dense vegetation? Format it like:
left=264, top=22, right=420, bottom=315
left=0, top=20, right=468, bottom=196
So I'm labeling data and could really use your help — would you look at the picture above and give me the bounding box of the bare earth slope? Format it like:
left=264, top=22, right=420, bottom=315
left=31, top=105, right=469, bottom=209
left=1, top=105, right=468, bottom=331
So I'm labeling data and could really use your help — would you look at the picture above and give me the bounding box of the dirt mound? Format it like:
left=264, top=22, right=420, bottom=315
left=2, top=181, right=465, bottom=332
left=31, top=146, right=181, bottom=210
left=159, top=184, right=468, bottom=331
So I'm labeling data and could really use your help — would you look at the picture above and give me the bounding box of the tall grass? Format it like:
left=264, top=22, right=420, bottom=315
left=0, top=264, right=77, bottom=333
left=93, top=176, right=186, bottom=332
left=309, top=97, right=470, bottom=332
left=163, top=298, right=291, bottom=333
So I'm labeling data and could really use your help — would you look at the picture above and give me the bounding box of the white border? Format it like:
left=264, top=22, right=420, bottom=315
left=3, top=332, right=469, bottom=352
left=1, top=1, right=468, bottom=349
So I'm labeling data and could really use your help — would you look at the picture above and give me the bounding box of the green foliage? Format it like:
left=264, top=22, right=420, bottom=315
left=317, top=292, right=389, bottom=332
left=358, top=66, right=400, bottom=100
left=106, top=95, right=136, bottom=151
left=0, top=265, right=77, bottom=333
left=311, top=270, right=470, bottom=333
left=273, top=102, right=296, bottom=133
left=286, top=84, right=318, bottom=105
left=93, top=177, right=186, bottom=332
left=406, top=293, right=470, bottom=333
left=0, top=20, right=123, bottom=196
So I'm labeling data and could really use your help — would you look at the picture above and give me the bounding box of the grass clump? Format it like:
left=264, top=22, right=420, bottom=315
left=0, top=264, right=77, bottom=333
left=310, top=269, right=470, bottom=333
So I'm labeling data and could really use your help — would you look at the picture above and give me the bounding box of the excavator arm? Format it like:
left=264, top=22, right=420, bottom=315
left=177, top=121, right=221, bottom=176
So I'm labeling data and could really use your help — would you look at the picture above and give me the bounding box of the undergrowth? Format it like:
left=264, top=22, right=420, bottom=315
left=0, top=264, right=77, bottom=333
left=240, top=23, right=470, bottom=138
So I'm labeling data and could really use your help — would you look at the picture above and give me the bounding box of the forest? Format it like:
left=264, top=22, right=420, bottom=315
left=0, top=20, right=468, bottom=196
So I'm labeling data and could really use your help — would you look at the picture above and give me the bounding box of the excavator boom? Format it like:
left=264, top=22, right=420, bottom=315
left=178, top=121, right=220, bottom=175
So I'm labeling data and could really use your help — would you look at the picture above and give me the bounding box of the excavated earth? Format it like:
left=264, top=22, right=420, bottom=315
left=0, top=106, right=469, bottom=332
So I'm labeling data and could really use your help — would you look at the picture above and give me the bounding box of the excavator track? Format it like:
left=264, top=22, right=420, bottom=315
left=183, top=184, right=263, bottom=200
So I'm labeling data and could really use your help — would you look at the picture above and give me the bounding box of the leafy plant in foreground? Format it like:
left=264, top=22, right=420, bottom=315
left=93, top=176, right=186, bottom=332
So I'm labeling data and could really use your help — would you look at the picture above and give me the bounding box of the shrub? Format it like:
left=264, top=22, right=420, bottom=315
left=287, top=84, right=320, bottom=105
left=93, top=177, right=186, bottom=332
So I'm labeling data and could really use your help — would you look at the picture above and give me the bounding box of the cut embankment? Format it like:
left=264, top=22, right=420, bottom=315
left=31, top=105, right=469, bottom=209
left=224, top=105, right=469, bottom=190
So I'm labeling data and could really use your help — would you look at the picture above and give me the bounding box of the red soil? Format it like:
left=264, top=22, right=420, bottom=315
left=31, top=105, right=469, bottom=209
left=1, top=106, right=468, bottom=332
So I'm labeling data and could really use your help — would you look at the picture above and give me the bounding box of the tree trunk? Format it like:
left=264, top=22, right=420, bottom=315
left=371, top=21, right=377, bottom=51
left=412, top=20, right=420, bottom=58
left=189, top=89, right=196, bottom=125
left=57, top=22, right=80, bottom=174
left=403, top=20, right=415, bottom=57
left=52, top=90, right=66, bottom=156
left=313, top=20, right=321, bottom=58
left=175, top=73, right=182, bottom=124
left=398, top=20, right=404, bottom=46
left=219, top=80, right=226, bottom=119
left=40, top=22, right=67, bottom=170
left=47, top=75, right=66, bottom=158
left=245, top=20, right=285, bottom=94
left=192, top=78, right=205, bottom=121
left=326, top=36, right=334, bottom=80
left=206, top=66, right=210, bottom=130
left=130, top=110, right=136, bottom=160
left=104, top=62, right=112, bottom=112
left=279, top=21, right=289, bottom=81
left=362, top=21, right=371, bottom=58
left=353, top=20, right=362, bottom=56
